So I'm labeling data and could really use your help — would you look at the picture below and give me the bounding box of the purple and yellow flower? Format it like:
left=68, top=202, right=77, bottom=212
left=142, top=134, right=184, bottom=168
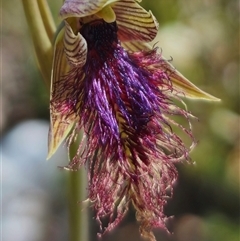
left=47, top=0, right=219, bottom=240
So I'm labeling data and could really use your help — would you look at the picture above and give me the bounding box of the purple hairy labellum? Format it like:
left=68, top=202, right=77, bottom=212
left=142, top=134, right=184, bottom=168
left=48, top=1, right=219, bottom=240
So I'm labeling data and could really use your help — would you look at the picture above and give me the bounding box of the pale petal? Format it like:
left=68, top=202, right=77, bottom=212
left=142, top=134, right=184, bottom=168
left=60, top=0, right=118, bottom=19
left=162, top=60, right=220, bottom=101
left=64, top=20, right=87, bottom=67
left=112, top=0, right=159, bottom=42
left=48, top=24, right=75, bottom=159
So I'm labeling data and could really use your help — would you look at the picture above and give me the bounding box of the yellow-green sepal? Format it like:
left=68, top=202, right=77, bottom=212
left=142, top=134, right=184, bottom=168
left=165, top=61, right=220, bottom=101
left=47, top=23, right=75, bottom=159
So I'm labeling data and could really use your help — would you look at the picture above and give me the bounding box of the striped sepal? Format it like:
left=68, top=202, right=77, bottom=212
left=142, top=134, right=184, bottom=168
left=64, top=21, right=87, bottom=67
left=161, top=59, right=221, bottom=101
left=121, top=40, right=152, bottom=52
left=48, top=24, right=75, bottom=159
left=112, top=0, right=159, bottom=42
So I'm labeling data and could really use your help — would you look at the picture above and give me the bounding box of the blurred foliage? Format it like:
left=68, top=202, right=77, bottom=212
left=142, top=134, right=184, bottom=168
left=2, top=0, right=239, bottom=241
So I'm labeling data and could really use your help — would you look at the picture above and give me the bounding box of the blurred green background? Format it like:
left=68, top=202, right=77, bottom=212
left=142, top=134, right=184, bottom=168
left=2, top=0, right=239, bottom=241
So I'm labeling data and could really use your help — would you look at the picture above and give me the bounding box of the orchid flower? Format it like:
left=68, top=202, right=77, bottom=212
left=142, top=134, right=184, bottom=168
left=46, top=0, right=219, bottom=240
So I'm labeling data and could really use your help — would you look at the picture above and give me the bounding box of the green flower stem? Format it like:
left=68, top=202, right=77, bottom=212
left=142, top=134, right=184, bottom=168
left=37, top=0, right=56, bottom=42
left=68, top=135, right=89, bottom=241
left=22, top=0, right=53, bottom=87
left=68, top=169, right=89, bottom=241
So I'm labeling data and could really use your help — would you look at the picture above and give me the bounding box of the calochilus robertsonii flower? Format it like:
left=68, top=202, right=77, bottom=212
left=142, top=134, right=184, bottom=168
left=47, top=0, right=220, bottom=240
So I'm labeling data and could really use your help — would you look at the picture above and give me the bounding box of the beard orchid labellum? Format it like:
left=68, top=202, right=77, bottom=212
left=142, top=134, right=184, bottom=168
left=47, top=0, right=219, bottom=240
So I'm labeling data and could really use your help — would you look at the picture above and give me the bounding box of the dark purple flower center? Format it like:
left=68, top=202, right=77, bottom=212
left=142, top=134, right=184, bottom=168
left=80, top=20, right=118, bottom=60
